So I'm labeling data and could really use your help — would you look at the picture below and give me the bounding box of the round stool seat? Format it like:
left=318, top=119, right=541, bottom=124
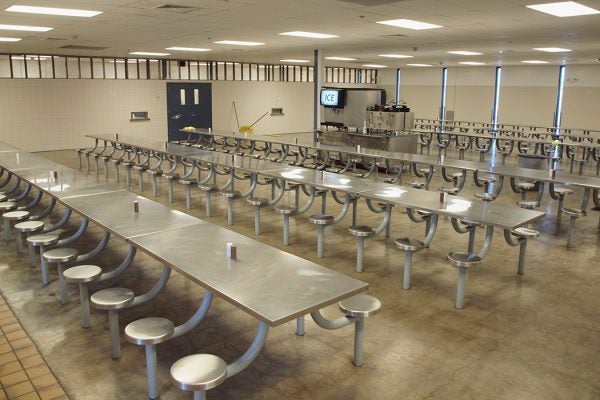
left=43, top=247, right=78, bottom=263
left=220, top=190, right=241, bottom=199
left=439, top=187, right=459, bottom=195
left=15, top=220, right=44, bottom=233
left=394, top=238, right=425, bottom=252
left=91, top=288, right=134, bottom=310
left=562, top=207, right=586, bottom=217
left=63, top=265, right=102, bottom=283
left=198, top=183, right=218, bottom=192
left=0, top=202, right=18, bottom=212
left=287, top=183, right=300, bottom=189
left=351, top=172, right=365, bottom=178
left=315, top=189, right=328, bottom=196
left=249, top=154, right=262, bottom=159
left=309, top=214, right=334, bottom=225
left=517, top=200, right=539, bottom=209
left=27, top=233, right=59, bottom=246
left=418, top=167, right=434, bottom=174
left=133, top=165, right=148, bottom=171
left=121, top=161, right=133, bottom=167
left=99, top=155, right=110, bottom=160
left=511, top=227, right=540, bottom=238
left=382, top=178, right=396, bottom=184
left=409, top=182, right=425, bottom=189
left=339, top=294, right=382, bottom=318
left=450, top=172, right=463, bottom=178
left=170, top=354, right=228, bottom=391
left=348, top=225, right=375, bottom=237
left=246, top=197, right=268, bottom=207
left=179, top=178, right=198, bottom=185
left=147, top=169, right=163, bottom=176
left=275, top=205, right=298, bottom=215
left=125, top=317, right=174, bottom=345
left=416, top=209, right=432, bottom=217
left=110, top=158, right=121, bottom=164
left=474, top=193, right=497, bottom=201
left=447, top=252, right=481, bottom=268
left=479, top=176, right=496, bottom=184
left=164, top=173, right=180, bottom=180
left=554, top=187, right=573, bottom=196
left=0, top=194, right=7, bottom=202
left=515, top=182, right=536, bottom=190
left=3, top=210, right=30, bottom=222
left=325, top=168, right=341, bottom=173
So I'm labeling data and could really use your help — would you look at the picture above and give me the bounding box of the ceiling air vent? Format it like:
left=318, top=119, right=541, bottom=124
left=339, top=0, right=406, bottom=6
left=154, top=4, right=201, bottom=13
left=60, top=45, right=111, bottom=50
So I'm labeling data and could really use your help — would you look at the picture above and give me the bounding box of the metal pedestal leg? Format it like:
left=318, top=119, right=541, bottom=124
left=80, top=283, right=91, bottom=328
left=109, top=309, right=121, bottom=359
left=317, top=225, right=325, bottom=258
left=296, top=316, right=305, bottom=336
left=403, top=251, right=412, bottom=290
left=283, top=215, right=290, bottom=245
left=456, top=267, right=467, bottom=309
left=356, top=237, right=364, bottom=273
left=353, top=318, right=365, bottom=367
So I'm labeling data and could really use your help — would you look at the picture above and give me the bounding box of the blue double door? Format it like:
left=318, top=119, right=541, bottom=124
left=166, top=82, right=212, bottom=142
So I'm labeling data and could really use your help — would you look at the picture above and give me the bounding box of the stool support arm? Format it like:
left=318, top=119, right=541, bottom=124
left=310, top=310, right=353, bottom=330
left=17, top=190, right=43, bottom=211
left=477, top=226, right=495, bottom=259
left=31, top=197, right=56, bottom=220
left=373, top=204, right=392, bottom=236
left=5, top=176, right=21, bottom=195
left=406, top=208, right=426, bottom=223
left=130, top=266, right=171, bottom=307
left=57, top=217, right=89, bottom=246
left=423, top=214, right=439, bottom=247
left=332, top=194, right=352, bottom=224
left=266, top=179, right=286, bottom=206
left=0, top=171, right=11, bottom=188
left=98, top=245, right=137, bottom=282
left=12, top=182, right=31, bottom=202
left=172, top=290, right=214, bottom=338
left=503, top=229, right=523, bottom=246
left=240, top=174, right=258, bottom=198
left=297, top=186, right=316, bottom=214
left=76, top=231, right=110, bottom=263
left=43, top=208, right=71, bottom=232
left=226, top=322, right=269, bottom=379
left=365, top=198, right=384, bottom=213
left=450, top=217, right=473, bottom=234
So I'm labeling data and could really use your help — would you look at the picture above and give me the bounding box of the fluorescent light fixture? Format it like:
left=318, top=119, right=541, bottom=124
left=522, top=60, right=549, bottom=64
left=459, top=61, right=486, bottom=65
left=166, top=47, right=211, bottom=52
left=129, top=51, right=170, bottom=56
left=6, top=5, right=102, bottom=17
left=214, top=40, right=265, bottom=46
left=10, top=55, right=50, bottom=60
left=0, top=24, right=52, bottom=32
left=379, top=54, right=413, bottom=59
left=279, top=31, right=338, bottom=39
left=448, top=50, right=483, bottom=55
left=407, top=63, right=433, bottom=67
left=533, top=47, right=572, bottom=52
left=325, top=57, right=357, bottom=61
left=280, top=59, right=310, bottom=63
left=526, top=1, right=599, bottom=17
left=0, top=37, right=21, bottom=42
left=362, top=64, right=387, bottom=68
left=376, top=18, right=442, bottom=30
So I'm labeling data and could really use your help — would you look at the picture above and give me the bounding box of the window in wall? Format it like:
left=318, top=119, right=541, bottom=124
left=180, top=89, right=186, bottom=106
left=194, top=89, right=199, bottom=105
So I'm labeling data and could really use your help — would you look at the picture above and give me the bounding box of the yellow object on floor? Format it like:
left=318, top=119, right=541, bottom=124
left=239, top=125, right=253, bottom=134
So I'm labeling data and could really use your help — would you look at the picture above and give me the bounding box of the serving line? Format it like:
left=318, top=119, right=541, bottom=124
left=0, top=141, right=376, bottom=400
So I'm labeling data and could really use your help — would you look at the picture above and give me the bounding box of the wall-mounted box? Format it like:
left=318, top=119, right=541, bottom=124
left=130, top=111, right=149, bottom=121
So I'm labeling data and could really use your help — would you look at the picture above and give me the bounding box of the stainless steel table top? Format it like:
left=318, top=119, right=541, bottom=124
left=0, top=151, right=58, bottom=171
left=261, top=167, right=384, bottom=193
left=129, top=224, right=368, bottom=327
left=60, top=191, right=202, bottom=239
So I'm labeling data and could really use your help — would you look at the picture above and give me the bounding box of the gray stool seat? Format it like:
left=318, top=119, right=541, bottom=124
left=198, top=183, right=218, bottom=191
left=275, top=204, right=298, bottom=215
left=220, top=190, right=241, bottom=199
left=478, top=176, right=496, bottom=184
left=133, top=165, right=148, bottom=171
left=27, top=233, right=59, bottom=246
left=125, top=317, right=174, bottom=345
left=0, top=194, right=7, bottom=202
left=0, top=201, right=17, bottom=212
left=63, top=264, right=102, bottom=283
left=170, top=354, right=228, bottom=392
left=408, top=181, right=425, bottom=189
left=554, top=187, right=574, bottom=195
left=3, top=210, right=29, bottom=221
left=416, top=209, right=432, bottom=217
left=418, top=167, right=434, bottom=174
left=325, top=168, right=341, bottom=173
left=91, top=287, right=135, bottom=310
left=15, top=220, right=44, bottom=232
left=348, top=225, right=375, bottom=237
left=110, top=158, right=121, bottom=164
left=448, top=252, right=482, bottom=309
left=450, top=172, right=463, bottom=178
left=246, top=197, right=268, bottom=206
left=147, top=169, right=162, bottom=175
left=309, top=214, right=334, bottom=225
left=474, top=193, right=497, bottom=201
left=43, top=247, right=78, bottom=263
left=395, top=237, right=425, bottom=252
left=515, top=182, right=535, bottom=190
left=179, top=178, right=198, bottom=185
left=517, top=200, right=539, bottom=209
left=439, top=187, right=459, bottom=195
left=562, top=207, right=586, bottom=217
left=511, top=227, right=540, bottom=238
left=562, top=207, right=586, bottom=248
left=164, top=173, right=180, bottom=180
left=339, top=294, right=382, bottom=318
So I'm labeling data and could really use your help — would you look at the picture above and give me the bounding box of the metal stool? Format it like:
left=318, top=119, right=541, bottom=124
left=275, top=204, right=298, bottom=245
left=554, top=187, right=574, bottom=222
left=147, top=168, right=163, bottom=197
left=562, top=208, right=586, bottom=248
left=220, top=190, right=241, bottom=225
left=133, top=164, right=149, bottom=191
left=63, top=265, right=102, bottom=328
left=91, top=287, right=135, bottom=359
left=43, top=247, right=79, bottom=304
left=394, top=238, right=425, bottom=290
left=198, top=183, right=219, bottom=216
left=338, top=294, right=382, bottom=366
left=308, top=214, right=334, bottom=258
left=474, top=192, right=497, bottom=202
left=510, top=227, right=540, bottom=274
left=27, top=234, right=59, bottom=283
left=408, top=181, right=425, bottom=189
left=348, top=225, right=375, bottom=272
left=246, top=197, right=268, bottom=235
left=178, top=178, right=198, bottom=210
left=121, top=161, right=134, bottom=189
left=170, top=354, right=228, bottom=400
left=0, top=194, right=7, bottom=202
left=164, top=173, right=180, bottom=204
left=14, top=220, right=44, bottom=255
left=125, top=317, right=175, bottom=400
left=447, top=252, right=481, bottom=309
left=110, top=158, right=122, bottom=185
left=515, top=181, right=536, bottom=201
left=3, top=210, right=30, bottom=242
left=99, top=155, right=111, bottom=180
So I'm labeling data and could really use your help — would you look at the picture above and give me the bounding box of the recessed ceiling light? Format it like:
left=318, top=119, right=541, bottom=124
left=459, top=61, right=486, bottom=65
left=533, top=47, right=572, bottom=52
left=0, top=37, right=21, bottom=42
left=448, top=50, right=483, bottom=55
left=0, top=24, right=52, bottom=32
left=280, top=59, right=311, bottom=63
left=166, top=47, right=211, bottom=52
left=362, top=64, right=387, bottom=68
left=526, top=1, right=600, bottom=17
left=407, top=63, right=433, bottom=67
left=6, top=5, right=102, bottom=17
left=279, top=31, right=338, bottom=39
left=214, top=40, right=265, bottom=46
left=325, top=57, right=357, bottom=61
left=522, top=60, right=549, bottom=64
left=379, top=54, right=413, bottom=59
left=376, top=18, right=443, bottom=30
left=129, top=51, right=170, bottom=56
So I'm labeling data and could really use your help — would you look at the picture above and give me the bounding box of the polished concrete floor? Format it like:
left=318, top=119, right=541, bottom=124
left=0, top=144, right=599, bottom=400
